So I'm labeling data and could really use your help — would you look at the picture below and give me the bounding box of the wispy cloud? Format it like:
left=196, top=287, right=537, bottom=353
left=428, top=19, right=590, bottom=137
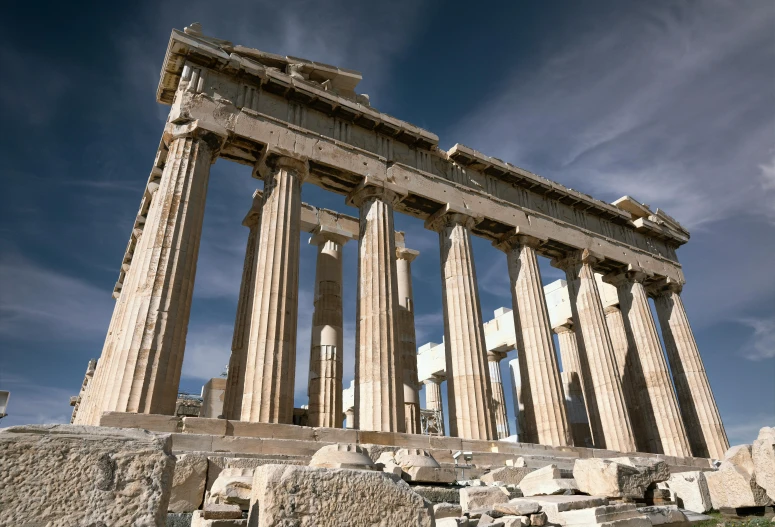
left=0, top=253, right=112, bottom=342
left=0, top=374, right=73, bottom=427
left=738, top=318, right=775, bottom=361
left=447, top=1, right=775, bottom=230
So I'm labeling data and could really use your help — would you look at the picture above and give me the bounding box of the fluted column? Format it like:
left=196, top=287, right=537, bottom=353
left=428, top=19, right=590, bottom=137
left=345, top=409, right=355, bottom=429
left=307, top=228, right=348, bottom=428
left=396, top=246, right=421, bottom=434
left=651, top=282, right=729, bottom=459
left=223, top=194, right=261, bottom=420
left=608, top=271, right=692, bottom=456
left=241, top=155, right=308, bottom=423
left=75, top=123, right=225, bottom=423
left=347, top=180, right=405, bottom=433
left=508, top=358, right=526, bottom=442
left=488, top=351, right=510, bottom=439
left=552, top=251, right=636, bottom=452
left=498, top=234, right=572, bottom=446
left=604, top=303, right=648, bottom=451
left=554, top=323, right=593, bottom=448
left=426, top=205, right=496, bottom=440
left=423, top=377, right=444, bottom=418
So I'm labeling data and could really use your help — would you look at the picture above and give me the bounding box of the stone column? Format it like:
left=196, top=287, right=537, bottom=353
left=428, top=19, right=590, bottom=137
left=508, top=358, right=526, bottom=442
left=498, top=234, right=572, bottom=446
left=76, top=123, right=225, bottom=423
left=551, top=251, right=636, bottom=452
left=426, top=205, right=496, bottom=440
left=554, top=323, right=593, bottom=448
left=345, top=409, right=355, bottom=429
left=241, top=155, right=308, bottom=423
left=347, top=179, right=406, bottom=433
left=396, top=246, right=421, bottom=434
left=223, top=195, right=261, bottom=420
left=651, top=282, right=729, bottom=459
left=423, top=377, right=444, bottom=419
left=604, top=303, right=648, bottom=450
left=307, top=227, right=348, bottom=428
left=488, top=351, right=510, bottom=439
left=608, top=271, right=692, bottom=457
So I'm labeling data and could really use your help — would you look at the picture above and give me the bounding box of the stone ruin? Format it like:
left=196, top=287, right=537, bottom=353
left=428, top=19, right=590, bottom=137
left=2, top=23, right=772, bottom=527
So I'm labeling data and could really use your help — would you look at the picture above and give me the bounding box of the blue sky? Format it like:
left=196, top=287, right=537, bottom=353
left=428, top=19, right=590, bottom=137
left=1, top=1, right=773, bottom=445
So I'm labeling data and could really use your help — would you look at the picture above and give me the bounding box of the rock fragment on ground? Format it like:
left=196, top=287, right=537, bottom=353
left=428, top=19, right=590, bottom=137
left=636, top=504, right=686, bottom=525
left=706, top=443, right=771, bottom=509
left=753, top=426, right=775, bottom=500
left=0, top=424, right=174, bottom=527
left=248, top=464, right=433, bottom=526
left=459, top=486, right=511, bottom=511
left=573, top=458, right=661, bottom=499
left=481, top=466, right=533, bottom=486
left=208, top=468, right=253, bottom=509
left=169, top=453, right=208, bottom=513
left=664, top=471, right=712, bottom=513
left=517, top=464, right=578, bottom=496
left=308, top=443, right=376, bottom=470
left=434, top=502, right=463, bottom=519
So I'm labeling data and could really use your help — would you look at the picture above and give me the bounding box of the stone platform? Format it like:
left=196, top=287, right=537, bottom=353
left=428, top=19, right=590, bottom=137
left=100, top=412, right=713, bottom=475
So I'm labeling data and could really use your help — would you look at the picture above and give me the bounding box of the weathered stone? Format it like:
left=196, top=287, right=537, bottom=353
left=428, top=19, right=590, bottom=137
left=481, top=467, right=533, bottom=486
left=706, top=446, right=771, bottom=509
left=555, top=503, right=650, bottom=526
left=0, top=424, right=174, bottom=527
left=248, top=464, right=433, bottom=526
left=412, top=485, right=461, bottom=504
left=609, top=456, right=670, bottom=484
left=468, top=507, right=505, bottom=519
left=507, top=457, right=527, bottom=468
left=167, top=512, right=194, bottom=527
left=459, top=486, right=511, bottom=511
left=208, top=468, right=253, bottom=509
left=308, top=443, right=376, bottom=470
left=518, top=465, right=578, bottom=496
left=500, top=516, right=530, bottom=527
left=665, top=471, right=712, bottom=513
left=191, top=510, right=247, bottom=527
left=436, top=518, right=469, bottom=527
left=573, top=458, right=656, bottom=499
left=393, top=448, right=457, bottom=483
left=203, top=503, right=243, bottom=520
left=494, top=499, right=541, bottom=516
left=169, top=454, right=208, bottom=513
left=518, top=494, right=609, bottom=525
left=636, top=504, right=686, bottom=525
left=530, top=511, right=548, bottom=526
left=753, top=427, right=775, bottom=500
left=434, top=502, right=463, bottom=519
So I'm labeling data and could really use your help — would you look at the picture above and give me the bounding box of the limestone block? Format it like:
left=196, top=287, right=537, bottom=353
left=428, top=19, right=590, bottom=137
left=573, top=458, right=655, bottom=499
left=434, top=502, right=463, bottom=519
left=530, top=511, right=548, bottom=526
left=392, top=447, right=457, bottom=483
left=248, top=464, right=434, bottom=526
left=203, top=503, right=243, bottom=519
left=609, top=456, right=670, bottom=484
left=517, top=495, right=608, bottom=525
left=665, top=471, right=712, bottom=513
left=209, top=468, right=254, bottom=509
left=413, top=485, right=462, bottom=504
left=405, top=466, right=457, bottom=484
left=706, top=464, right=771, bottom=509
left=724, top=444, right=756, bottom=474
left=169, top=454, right=208, bottom=512
left=556, top=503, right=649, bottom=526
left=460, top=486, right=511, bottom=511
left=308, top=443, right=376, bottom=470
left=517, top=465, right=578, bottom=496
left=436, top=518, right=469, bottom=527
left=191, top=510, right=247, bottom=527
left=753, top=427, right=775, bottom=500
left=636, top=505, right=686, bottom=525
left=481, top=467, right=533, bottom=486
left=206, top=456, right=303, bottom=490
left=494, top=499, right=541, bottom=515
left=500, top=516, right=530, bottom=527
left=0, top=424, right=175, bottom=527
left=507, top=457, right=527, bottom=468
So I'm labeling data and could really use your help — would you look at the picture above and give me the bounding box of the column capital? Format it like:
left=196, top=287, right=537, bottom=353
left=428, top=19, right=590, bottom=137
left=345, top=176, right=407, bottom=208
left=493, top=229, right=546, bottom=252
left=647, top=277, right=684, bottom=297
left=603, top=304, right=622, bottom=316
left=422, top=375, right=443, bottom=386
left=309, top=225, right=351, bottom=247
left=550, top=249, right=603, bottom=273
left=487, top=349, right=508, bottom=363
left=167, top=119, right=229, bottom=153
left=553, top=319, right=575, bottom=334
left=603, top=266, right=651, bottom=287
left=396, top=247, right=419, bottom=262
left=254, top=149, right=309, bottom=182
left=424, top=203, right=479, bottom=232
